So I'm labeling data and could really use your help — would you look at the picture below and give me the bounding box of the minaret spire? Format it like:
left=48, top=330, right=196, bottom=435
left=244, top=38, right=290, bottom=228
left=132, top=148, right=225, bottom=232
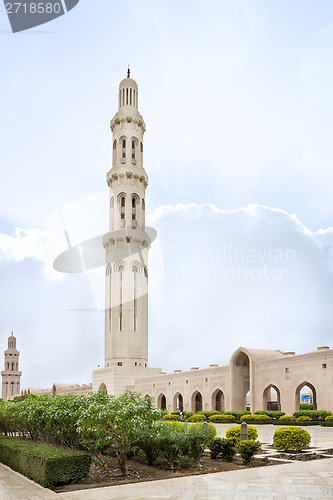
left=127, top=65, right=130, bottom=78
left=1, top=332, right=22, bottom=400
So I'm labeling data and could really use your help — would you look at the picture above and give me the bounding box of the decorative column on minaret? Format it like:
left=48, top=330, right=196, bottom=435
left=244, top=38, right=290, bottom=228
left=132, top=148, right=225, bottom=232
left=1, top=332, right=22, bottom=400
left=92, top=70, right=160, bottom=396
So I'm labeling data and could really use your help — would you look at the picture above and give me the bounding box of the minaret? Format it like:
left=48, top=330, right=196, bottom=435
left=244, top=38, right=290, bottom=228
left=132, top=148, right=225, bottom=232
left=92, top=70, right=160, bottom=395
left=1, top=332, right=22, bottom=400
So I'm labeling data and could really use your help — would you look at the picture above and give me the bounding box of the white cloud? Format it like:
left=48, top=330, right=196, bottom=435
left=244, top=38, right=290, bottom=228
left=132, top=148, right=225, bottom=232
left=0, top=227, right=65, bottom=280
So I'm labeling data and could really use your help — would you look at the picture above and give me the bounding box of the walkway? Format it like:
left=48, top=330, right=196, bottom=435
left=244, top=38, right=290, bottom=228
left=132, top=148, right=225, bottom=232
left=1, top=458, right=333, bottom=499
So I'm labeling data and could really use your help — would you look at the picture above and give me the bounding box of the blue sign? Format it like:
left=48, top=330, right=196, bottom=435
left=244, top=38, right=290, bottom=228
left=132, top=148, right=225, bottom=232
left=301, top=394, right=310, bottom=400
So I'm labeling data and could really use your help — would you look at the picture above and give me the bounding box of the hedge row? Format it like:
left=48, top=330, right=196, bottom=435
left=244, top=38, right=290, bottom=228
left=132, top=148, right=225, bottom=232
left=0, top=435, right=91, bottom=488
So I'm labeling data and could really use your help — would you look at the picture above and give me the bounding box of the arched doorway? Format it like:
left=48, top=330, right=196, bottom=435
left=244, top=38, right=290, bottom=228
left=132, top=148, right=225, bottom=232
left=98, top=383, right=107, bottom=394
left=295, top=382, right=317, bottom=410
left=231, top=351, right=250, bottom=410
left=211, top=389, right=224, bottom=412
left=173, top=392, right=183, bottom=411
left=263, top=385, right=281, bottom=411
left=191, top=391, right=203, bottom=412
left=157, top=393, right=167, bottom=410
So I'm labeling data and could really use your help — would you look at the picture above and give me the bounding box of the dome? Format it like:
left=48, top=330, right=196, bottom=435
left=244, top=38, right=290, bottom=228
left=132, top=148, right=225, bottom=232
left=119, top=76, right=138, bottom=90
left=119, top=68, right=138, bottom=90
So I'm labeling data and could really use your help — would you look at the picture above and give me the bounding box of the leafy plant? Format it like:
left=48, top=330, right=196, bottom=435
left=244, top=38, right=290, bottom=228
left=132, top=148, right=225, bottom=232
left=240, top=414, right=270, bottom=422
left=209, top=414, right=235, bottom=423
left=279, top=415, right=296, bottom=422
left=237, top=440, right=261, bottom=464
left=186, top=423, right=216, bottom=465
left=273, top=427, right=311, bottom=452
left=225, top=425, right=258, bottom=442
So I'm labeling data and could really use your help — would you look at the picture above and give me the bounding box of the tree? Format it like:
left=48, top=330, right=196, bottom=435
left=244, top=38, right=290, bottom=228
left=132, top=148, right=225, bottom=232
left=77, top=391, right=159, bottom=476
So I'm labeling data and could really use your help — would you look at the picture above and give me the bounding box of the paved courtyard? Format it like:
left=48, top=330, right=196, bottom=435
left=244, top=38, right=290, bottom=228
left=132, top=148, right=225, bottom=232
left=0, top=425, right=332, bottom=499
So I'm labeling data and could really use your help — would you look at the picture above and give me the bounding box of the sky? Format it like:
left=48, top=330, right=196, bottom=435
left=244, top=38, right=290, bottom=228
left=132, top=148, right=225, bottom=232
left=1, top=0, right=333, bottom=389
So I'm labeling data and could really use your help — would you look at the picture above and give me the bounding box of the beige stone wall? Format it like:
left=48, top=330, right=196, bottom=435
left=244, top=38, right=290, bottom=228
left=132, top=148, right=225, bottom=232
left=131, top=346, right=333, bottom=414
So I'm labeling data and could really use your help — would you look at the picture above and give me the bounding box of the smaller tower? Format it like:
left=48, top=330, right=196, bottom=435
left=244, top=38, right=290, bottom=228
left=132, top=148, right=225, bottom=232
left=1, top=332, right=22, bottom=400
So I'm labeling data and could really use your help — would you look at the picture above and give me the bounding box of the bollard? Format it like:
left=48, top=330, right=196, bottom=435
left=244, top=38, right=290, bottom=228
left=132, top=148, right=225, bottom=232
left=240, top=421, right=248, bottom=441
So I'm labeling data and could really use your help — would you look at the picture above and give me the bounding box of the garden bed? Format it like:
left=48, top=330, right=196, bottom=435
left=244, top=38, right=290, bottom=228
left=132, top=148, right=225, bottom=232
left=54, top=451, right=284, bottom=492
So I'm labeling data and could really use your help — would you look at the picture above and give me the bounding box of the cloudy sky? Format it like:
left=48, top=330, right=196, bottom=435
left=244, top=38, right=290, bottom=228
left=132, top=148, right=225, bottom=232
left=1, top=0, right=333, bottom=389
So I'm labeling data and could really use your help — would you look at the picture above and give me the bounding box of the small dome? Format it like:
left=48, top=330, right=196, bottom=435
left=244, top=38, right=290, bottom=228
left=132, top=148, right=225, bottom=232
left=9, top=331, right=16, bottom=341
left=119, top=67, right=138, bottom=90
left=119, top=76, right=138, bottom=90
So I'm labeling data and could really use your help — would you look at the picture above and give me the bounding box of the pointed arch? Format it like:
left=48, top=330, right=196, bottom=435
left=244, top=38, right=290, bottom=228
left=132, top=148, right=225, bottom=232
left=211, top=388, right=225, bottom=412
left=119, top=135, right=127, bottom=163
left=191, top=390, right=203, bottom=413
left=173, top=391, right=184, bottom=411
left=295, top=381, right=317, bottom=410
left=131, top=136, right=138, bottom=164
left=157, top=393, right=167, bottom=410
left=263, top=384, right=281, bottom=411
left=99, top=383, right=107, bottom=394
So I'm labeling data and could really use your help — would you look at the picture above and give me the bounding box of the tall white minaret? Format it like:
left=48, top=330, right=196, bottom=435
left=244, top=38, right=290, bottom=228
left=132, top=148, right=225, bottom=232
left=1, top=332, right=22, bottom=400
left=93, top=70, right=160, bottom=396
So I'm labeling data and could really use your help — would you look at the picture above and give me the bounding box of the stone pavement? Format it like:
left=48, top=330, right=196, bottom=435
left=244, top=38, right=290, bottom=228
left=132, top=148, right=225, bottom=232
left=1, top=458, right=333, bottom=500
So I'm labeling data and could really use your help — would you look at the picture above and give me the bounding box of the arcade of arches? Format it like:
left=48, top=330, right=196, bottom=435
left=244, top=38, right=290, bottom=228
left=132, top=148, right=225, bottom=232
left=132, top=346, right=333, bottom=414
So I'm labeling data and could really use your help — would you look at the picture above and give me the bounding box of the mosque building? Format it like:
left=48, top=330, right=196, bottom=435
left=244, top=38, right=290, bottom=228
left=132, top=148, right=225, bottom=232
left=6, top=71, right=333, bottom=415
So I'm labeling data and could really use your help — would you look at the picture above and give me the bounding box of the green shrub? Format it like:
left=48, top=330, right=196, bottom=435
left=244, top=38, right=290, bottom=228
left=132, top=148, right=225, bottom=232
left=223, top=411, right=250, bottom=419
left=237, top=440, right=261, bottom=464
left=325, top=416, right=333, bottom=422
left=225, top=425, right=258, bottom=442
left=162, top=414, right=180, bottom=421
left=297, top=416, right=312, bottom=422
left=0, top=435, right=91, bottom=488
left=219, top=437, right=237, bottom=461
left=209, top=437, right=223, bottom=459
left=186, top=423, right=216, bottom=465
left=209, top=437, right=237, bottom=461
left=209, top=414, right=235, bottom=423
left=240, top=414, right=270, bottom=422
left=293, top=410, right=332, bottom=421
left=300, top=404, right=314, bottom=410
left=279, top=415, right=296, bottom=422
left=138, top=422, right=164, bottom=465
left=187, top=414, right=206, bottom=422
left=195, top=410, right=221, bottom=418
left=254, top=411, right=285, bottom=419
left=273, top=427, right=311, bottom=452
left=158, top=422, right=187, bottom=469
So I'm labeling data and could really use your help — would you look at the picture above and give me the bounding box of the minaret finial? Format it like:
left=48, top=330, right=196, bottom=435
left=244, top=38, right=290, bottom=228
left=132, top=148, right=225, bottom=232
left=127, top=65, right=130, bottom=78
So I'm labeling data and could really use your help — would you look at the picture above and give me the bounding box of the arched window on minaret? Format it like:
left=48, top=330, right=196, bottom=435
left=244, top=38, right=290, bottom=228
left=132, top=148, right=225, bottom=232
left=11, top=362, right=14, bottom=371
left=120, top=136, right=127, bottom=164
left=113, top=140, right=117, bottom=165
left=131, top=137, right=138, bottom=165
left=131, top=195, right=139, bottom=228
left=118, top=264, right=125, bottom=331
left=132, top=265, right=139, bottom=331
left=106, top=264, right=112, bottom=331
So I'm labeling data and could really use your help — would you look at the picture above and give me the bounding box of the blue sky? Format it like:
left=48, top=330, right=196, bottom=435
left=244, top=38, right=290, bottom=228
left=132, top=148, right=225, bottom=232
left=1, top=0, right=333, bottom=388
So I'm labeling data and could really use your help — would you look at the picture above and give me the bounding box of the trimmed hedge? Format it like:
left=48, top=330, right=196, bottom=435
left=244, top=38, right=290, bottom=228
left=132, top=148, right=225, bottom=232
left=225, top=425, right=258, bottom=442
left=293, top=410, right=332, bottom=421
left=209, top=414, right=235, bottom=423
left=240, top=414, right=270, bottom=423
left=254, top=411, right=285, bottom=419
left=273, top=427, right=311, bottom=452
left=187, top=414, right=206, bottom=422
left=196, top=410, right=221, bottom=418
left=162, top=414, right=179, bottom=421
left=0, top=435, right=91, bottom=488
left=223, top=411, right=250, bottom=419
